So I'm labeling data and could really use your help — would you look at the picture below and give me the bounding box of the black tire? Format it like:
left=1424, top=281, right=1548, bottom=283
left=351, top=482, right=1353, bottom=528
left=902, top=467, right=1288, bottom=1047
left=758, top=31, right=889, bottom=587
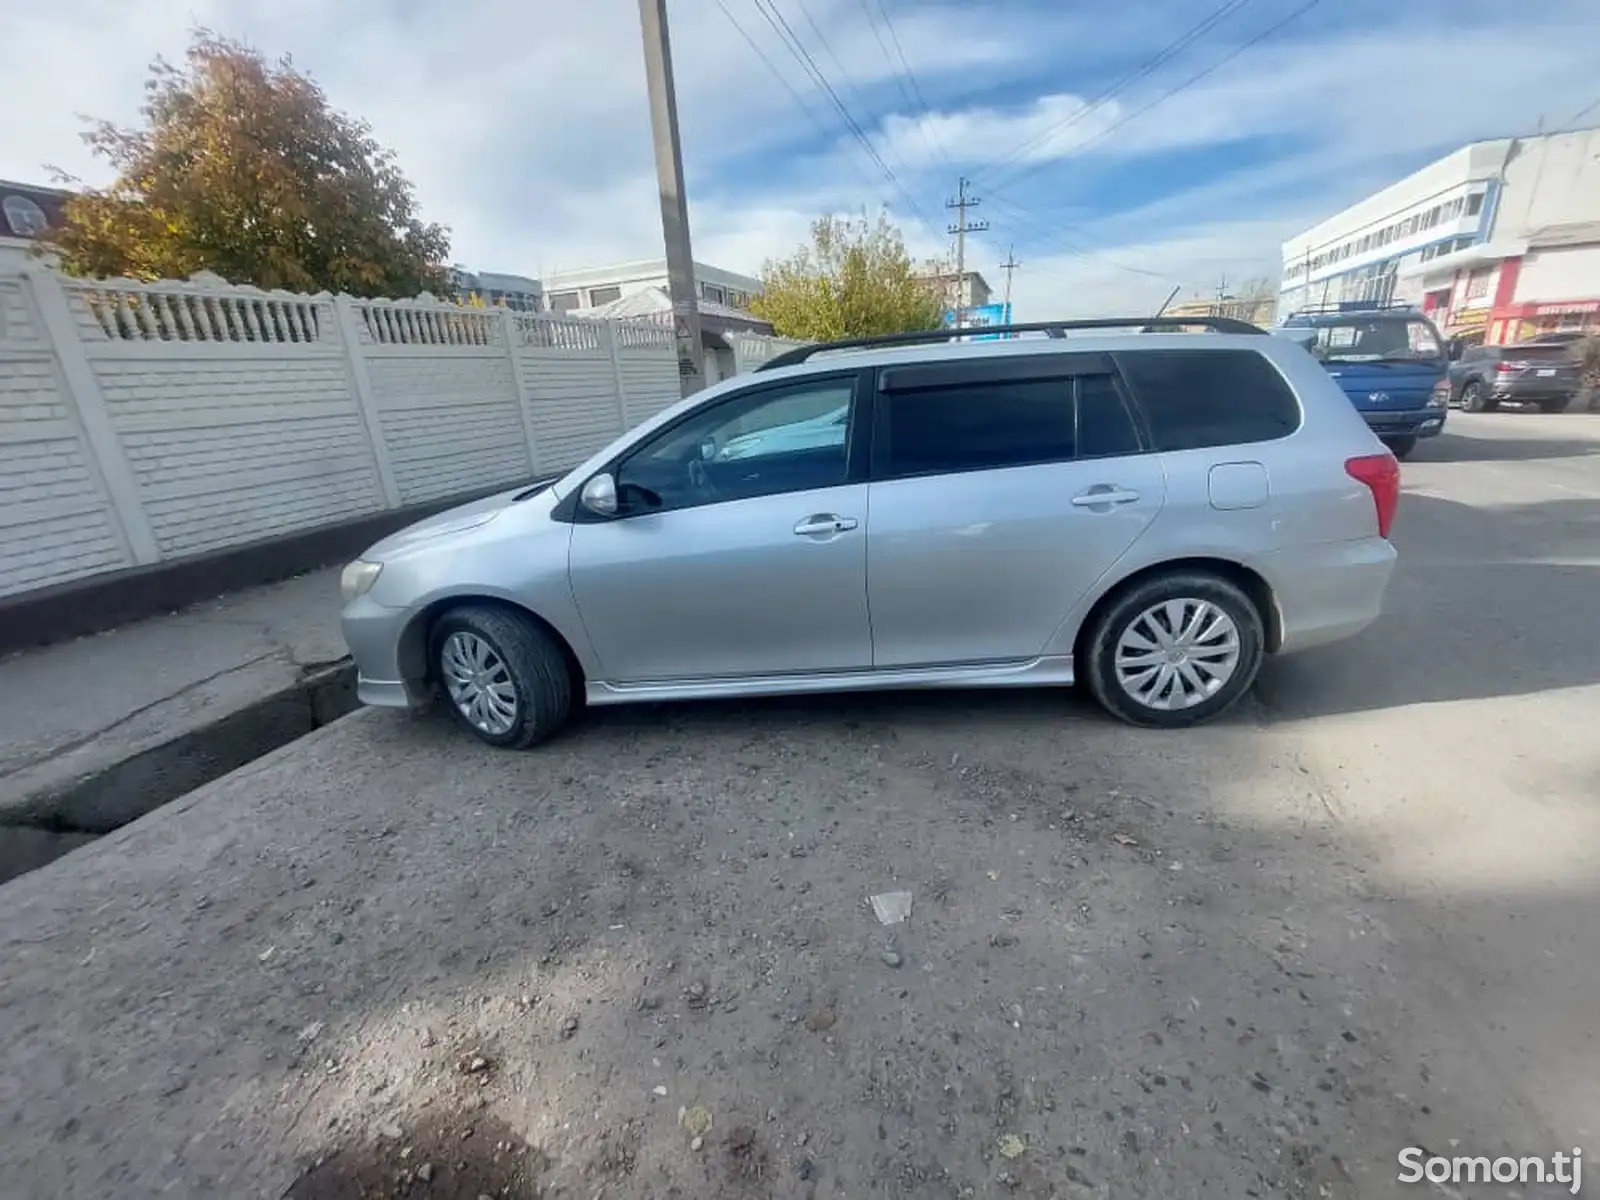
left=1382, top=434, right=1417, bottom=460
left=1084, top=571, right=1265, bottom=729
left=429, top=605, right=573, bottom=748
left=1539, top=396, right=1570, bottom=414
left=1460, top=381, right=1495, bottom=413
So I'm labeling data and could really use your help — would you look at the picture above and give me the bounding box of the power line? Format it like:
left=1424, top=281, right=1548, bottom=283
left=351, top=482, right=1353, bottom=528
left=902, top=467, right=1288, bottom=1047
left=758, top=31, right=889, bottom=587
left=859, top=0, right=950, bottom=168
left=985, top=192, right=1171, bottom=281
left=993, top=0, right=1323, bottom=195
left=788, top=0, right=928, bottom=186
left=746, top=0, right=939, bottom=236
left=980, top=0, right=1254, bottom=189
left=1561, top=92, right=1600, bottom=130
left=711, top=0, right=841, bottom=151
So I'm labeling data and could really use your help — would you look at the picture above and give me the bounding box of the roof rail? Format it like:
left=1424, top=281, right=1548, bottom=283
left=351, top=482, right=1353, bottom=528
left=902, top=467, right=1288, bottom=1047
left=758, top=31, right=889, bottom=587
left=1286, top=300, right=1418, bottom=317
left=753, top=316, right=1269, bottom=372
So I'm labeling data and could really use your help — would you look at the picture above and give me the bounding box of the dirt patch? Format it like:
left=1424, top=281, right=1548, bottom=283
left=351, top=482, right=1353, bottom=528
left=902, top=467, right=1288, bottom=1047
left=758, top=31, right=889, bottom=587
left=284, top=1113, right=542, bottom=1199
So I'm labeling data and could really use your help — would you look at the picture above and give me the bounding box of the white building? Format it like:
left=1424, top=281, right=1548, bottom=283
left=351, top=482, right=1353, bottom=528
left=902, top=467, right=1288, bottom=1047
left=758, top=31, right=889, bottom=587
left=542, top=258, right=761, bottom=314
left=1280, top=126, right=1600, bottom=344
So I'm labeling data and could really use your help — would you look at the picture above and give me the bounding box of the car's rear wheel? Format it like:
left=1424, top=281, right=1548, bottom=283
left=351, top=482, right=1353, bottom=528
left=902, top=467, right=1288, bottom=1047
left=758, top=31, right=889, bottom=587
left=430, top=605, right=572, bottom=748
left=1382, top=434, right=1417, bottom=459
left=1461, top=381, right=1495, bottom=412
left=1539, top=396, right=1570, bottom=414
left=1084, top=572, right=1265, bottom=729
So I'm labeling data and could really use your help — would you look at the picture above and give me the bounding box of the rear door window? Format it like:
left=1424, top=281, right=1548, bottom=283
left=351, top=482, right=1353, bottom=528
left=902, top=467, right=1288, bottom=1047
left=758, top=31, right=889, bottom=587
left=1115, top=349, right=1300, bottom=452
left=877, top=378, right=1076, bottom=479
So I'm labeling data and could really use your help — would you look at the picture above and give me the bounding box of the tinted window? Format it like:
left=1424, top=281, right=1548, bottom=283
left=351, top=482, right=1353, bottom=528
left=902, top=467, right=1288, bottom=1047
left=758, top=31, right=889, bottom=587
left=882, top=379, right=1074, bottom=478
left=1076, top=375, right=1142, bottom=459
left=616, top=378, right=854, bottom=512
left=1117, top=350, right=1300, bottom=452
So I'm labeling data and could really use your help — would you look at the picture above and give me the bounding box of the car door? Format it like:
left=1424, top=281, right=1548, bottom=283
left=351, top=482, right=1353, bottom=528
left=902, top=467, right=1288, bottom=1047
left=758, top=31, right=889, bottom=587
left=567, top=370, right=873, bottom=684
left=865, top=353, right=1166, bottom=669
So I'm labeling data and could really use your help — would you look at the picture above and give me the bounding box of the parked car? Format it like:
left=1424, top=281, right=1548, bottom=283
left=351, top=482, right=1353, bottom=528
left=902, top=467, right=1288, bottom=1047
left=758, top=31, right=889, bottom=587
left=340, top=318, right=1399, bottom=747
left=1272, top=302, right=1450, bottom=459
left=1446, top=341, right=1581, bottom=412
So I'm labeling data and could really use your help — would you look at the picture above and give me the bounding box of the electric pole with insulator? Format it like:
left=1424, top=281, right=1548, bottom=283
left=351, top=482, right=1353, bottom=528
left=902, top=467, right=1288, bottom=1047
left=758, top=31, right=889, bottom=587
left=1000, top=245, right=1021, bottom=320
left=946, top=177, right=987, bottom=329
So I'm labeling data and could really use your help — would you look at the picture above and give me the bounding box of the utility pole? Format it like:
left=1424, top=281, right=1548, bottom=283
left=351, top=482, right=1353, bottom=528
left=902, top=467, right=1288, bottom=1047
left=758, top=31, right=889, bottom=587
left=637, top=0, right=704, bottom=397
left=945, top=177, right=987, bottom=329
left=999, top=245, right=1021, bottom=320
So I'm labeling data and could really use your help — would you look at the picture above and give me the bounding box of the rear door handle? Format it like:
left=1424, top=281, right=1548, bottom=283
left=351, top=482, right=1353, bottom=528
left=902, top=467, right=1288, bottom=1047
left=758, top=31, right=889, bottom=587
left=794, top=514, right=858, bottom=536
left=1071, top=487, right=1141, bottom=507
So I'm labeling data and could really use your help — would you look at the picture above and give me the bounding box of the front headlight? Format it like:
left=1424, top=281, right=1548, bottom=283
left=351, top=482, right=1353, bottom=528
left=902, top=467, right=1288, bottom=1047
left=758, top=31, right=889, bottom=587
left=340, top=559, right=383, bottom=602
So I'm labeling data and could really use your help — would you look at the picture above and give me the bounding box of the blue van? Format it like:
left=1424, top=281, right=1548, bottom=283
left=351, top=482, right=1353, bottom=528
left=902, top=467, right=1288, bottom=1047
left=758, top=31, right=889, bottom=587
left=1273, top=302, right=1450, bottom=458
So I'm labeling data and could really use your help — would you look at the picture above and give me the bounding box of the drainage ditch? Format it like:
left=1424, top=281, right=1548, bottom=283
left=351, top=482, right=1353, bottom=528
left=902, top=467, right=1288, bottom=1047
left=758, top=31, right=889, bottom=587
left=0, top=661, right=361, bottom=886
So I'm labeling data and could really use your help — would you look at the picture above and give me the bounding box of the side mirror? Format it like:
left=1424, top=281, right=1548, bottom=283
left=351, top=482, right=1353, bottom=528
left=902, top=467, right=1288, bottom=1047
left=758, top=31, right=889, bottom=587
left=1447, top=337, right=1464, bottom=362
left=1288, top=329, right=1318, bottom=351
left=580, top=473, right=617, bottom=517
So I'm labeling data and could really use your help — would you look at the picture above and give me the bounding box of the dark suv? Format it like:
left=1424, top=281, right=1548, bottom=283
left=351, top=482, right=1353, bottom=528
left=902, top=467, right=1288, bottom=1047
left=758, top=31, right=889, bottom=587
left=1447, top=342, right=1579, bottom=413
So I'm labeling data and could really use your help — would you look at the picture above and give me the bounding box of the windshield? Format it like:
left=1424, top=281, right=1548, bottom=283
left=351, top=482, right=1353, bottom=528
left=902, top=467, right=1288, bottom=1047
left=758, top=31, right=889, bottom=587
left=1304, top=318, right=1444, bottom=363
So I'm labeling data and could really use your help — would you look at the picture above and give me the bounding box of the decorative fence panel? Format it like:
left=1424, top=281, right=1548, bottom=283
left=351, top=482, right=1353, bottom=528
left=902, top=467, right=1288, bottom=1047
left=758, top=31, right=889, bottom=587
left=0, top=261, right=803, bottom=600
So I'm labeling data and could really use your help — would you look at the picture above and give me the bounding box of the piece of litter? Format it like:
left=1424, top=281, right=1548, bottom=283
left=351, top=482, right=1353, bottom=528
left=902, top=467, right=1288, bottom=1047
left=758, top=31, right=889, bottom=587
left=985, top=871, right=999, bottom=882
left=258, top=946, right=276, bottom=962
left=869, top=891, right=913, bottom=925
left=652, top=1085, right=668, bottom=1097
left=1168, top=862, right=1183, bottom=871
left=998, top=1134, right=1026, bottom=1159
left=690, top=1136, right=704, bottom=1152
left=681, top=1104, right=713, bottom=1138
left=1112, top=833, right=1138, bottom=847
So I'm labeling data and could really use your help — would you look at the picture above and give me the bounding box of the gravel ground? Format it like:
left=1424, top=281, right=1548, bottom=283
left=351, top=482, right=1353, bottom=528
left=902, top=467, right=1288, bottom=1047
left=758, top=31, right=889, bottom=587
left=2, top=414, right=1597, bottom=1199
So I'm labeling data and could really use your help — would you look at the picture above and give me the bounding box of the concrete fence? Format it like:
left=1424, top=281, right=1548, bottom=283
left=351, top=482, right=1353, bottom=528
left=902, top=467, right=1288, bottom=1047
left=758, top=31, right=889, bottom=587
left=0, top=261, right=803, bottom=601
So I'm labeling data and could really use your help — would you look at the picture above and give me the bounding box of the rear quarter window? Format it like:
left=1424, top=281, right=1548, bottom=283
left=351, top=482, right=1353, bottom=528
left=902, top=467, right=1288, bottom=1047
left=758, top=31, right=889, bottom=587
left=1115, top=349, right=1301, bottom=452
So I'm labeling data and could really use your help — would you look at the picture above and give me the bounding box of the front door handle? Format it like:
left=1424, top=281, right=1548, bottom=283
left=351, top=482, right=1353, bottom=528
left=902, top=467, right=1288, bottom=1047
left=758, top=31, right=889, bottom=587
left=794, top=514, right=858, bottom=536
left=1071, top=487, right=1141, bottom=507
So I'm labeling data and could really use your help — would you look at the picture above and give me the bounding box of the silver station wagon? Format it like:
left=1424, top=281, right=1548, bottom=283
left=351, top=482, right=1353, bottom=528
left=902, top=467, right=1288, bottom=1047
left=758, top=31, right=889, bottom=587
left=341, top=318, right=1400, bottom=747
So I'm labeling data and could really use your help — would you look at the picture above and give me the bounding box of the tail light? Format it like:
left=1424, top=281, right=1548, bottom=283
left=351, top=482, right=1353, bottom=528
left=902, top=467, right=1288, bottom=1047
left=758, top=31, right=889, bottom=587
left=1345, top=453, right=1400, bottom=538
left=1496, top=361, right=1517, bottom=373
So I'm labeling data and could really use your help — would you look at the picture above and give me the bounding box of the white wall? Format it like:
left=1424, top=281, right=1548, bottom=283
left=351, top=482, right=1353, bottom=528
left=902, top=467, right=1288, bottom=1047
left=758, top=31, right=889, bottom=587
left=0, top=263, right=802, bottom=600
left=1517, top=244, right=1600, bottom=304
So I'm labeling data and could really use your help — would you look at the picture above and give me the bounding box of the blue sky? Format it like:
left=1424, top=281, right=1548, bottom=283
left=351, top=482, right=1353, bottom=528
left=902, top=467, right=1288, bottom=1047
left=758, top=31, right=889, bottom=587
left=3, top=0, right=1597, bottom=316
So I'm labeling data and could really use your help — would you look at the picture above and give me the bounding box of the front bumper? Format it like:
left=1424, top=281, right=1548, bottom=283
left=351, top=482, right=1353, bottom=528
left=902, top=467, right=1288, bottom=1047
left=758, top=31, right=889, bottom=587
left=1361, top=408, right=1446, bottom=439
left=341, top=596, right=430, bottom=709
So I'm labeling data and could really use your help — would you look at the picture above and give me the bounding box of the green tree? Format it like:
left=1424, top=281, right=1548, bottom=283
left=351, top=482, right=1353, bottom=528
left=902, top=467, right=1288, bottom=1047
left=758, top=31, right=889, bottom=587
left=47, top=31, right=450, bottom=298
left=749, top=212, right=944, bottom=341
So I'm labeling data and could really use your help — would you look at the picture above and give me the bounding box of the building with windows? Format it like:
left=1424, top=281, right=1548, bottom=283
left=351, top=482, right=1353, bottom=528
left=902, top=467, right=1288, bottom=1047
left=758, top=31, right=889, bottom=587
left=542, top=258, right=761, bottom=315
left=0, top=180, right=71, bottom=264
left=916, top=263, right=993, bottom=313
left=447, top=267, right=543, bottom=312
left=1280, top=126, right=1600, bottom=344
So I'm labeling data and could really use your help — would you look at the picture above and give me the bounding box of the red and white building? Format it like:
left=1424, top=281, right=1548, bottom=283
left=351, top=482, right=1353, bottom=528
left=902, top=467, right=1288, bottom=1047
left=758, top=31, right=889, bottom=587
left=1281, top=127, right=1600, bottom=345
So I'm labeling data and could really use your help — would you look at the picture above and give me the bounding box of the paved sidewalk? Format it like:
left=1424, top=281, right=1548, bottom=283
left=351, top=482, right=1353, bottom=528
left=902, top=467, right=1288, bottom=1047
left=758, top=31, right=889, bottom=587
left=0, top=567, right=351, bottom=866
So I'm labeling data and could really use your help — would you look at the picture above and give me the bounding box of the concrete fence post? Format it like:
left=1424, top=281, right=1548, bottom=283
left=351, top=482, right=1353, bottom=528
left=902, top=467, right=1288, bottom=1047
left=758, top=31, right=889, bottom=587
left=603, top=321, right=629, bottom=439
left=331, top=295, right=401, bottom=508
left=500, top=308, right=542, bottom=475
left=21, top=265, right=162, bottom=566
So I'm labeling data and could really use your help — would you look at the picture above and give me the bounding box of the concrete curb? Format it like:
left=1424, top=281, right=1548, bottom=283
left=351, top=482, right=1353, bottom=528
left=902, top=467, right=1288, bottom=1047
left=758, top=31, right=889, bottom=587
left=0, top=661, right=361, bottom=883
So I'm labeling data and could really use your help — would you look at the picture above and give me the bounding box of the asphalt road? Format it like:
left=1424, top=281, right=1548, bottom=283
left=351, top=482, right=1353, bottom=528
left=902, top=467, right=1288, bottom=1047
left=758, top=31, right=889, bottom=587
left=2, top=411, right=1597, bottom=1200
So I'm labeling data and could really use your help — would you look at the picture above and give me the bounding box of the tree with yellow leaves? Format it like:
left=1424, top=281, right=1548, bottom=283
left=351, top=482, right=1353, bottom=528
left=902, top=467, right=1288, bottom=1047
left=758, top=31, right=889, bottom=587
left=48, top=31, right=450, bottom=298
left=749, top=212, right=944, bottom=341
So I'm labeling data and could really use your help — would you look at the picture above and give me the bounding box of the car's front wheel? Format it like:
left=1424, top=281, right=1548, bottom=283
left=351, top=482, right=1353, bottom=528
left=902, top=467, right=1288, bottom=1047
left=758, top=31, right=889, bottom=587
left=1461, top=381, right=1495, bottom=412
left=1381, top=434, right=1417, bottom=460
left=430, top=605, right=572, bottom=748
left=1084, top=572, right=1265, bottom=728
